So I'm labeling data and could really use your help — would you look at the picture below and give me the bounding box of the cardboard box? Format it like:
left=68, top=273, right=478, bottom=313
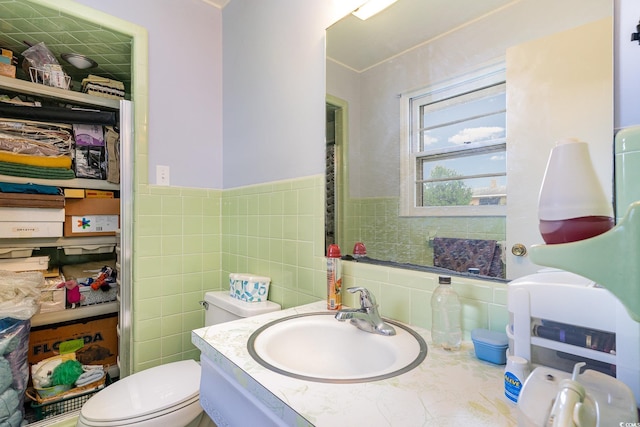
left=64, top=198, right=120, bottom=237
left=64, top=188, right=85, bottom=199
left=85, top=189, right=114, bottom=198
left=28, top=313, right=118, bottom=366
left=0, top=207, right=64, bottom=222
left=0, top=221, right=63, bottom=238
left=0, top=208, right=64, bottom=238
left=0, top=63, right=16, bottom=78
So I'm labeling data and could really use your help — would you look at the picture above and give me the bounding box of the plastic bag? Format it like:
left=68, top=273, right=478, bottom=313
left=21, top=42, right=70, bottom=89
left=0, top=318, right=31, bottom=421
left=0, top=270, right=44, bottom=320
left=21, top=42, right=59, bottom=70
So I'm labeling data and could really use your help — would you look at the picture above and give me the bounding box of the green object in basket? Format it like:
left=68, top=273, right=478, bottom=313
left=51, top=360, right=83, bottom=386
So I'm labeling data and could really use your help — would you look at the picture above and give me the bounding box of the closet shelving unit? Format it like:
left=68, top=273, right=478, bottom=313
left=0, top=74, right=121, bottom=328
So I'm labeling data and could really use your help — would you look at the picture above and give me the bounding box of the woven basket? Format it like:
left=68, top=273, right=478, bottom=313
left=26, top=374, right=106, bottom=405
left=33, top=384, right=71, bottom=400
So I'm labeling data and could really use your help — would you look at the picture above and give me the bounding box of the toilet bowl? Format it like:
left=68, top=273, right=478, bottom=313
left=77, top=291, right=281, bottom=427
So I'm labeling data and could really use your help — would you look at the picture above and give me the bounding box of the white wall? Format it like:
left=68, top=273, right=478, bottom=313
left=220, top=0, right=327, bottom=188
left=74, top=0, right=224, bottom=189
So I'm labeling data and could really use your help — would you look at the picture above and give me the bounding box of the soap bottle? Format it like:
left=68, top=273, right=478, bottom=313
left=430, top=276, right=461, bottom=350
left=326, top=244, right=342, bottom=310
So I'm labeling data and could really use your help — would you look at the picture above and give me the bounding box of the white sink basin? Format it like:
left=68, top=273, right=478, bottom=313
left=247, top=312, right=427, bottom=383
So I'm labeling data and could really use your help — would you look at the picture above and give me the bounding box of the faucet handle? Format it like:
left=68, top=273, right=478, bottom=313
left=347, top=287, right=377, bottom=309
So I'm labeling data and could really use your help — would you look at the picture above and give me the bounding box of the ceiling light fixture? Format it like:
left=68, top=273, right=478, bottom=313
left=352, top=0, right=398, bottom=20
left=61, top=53, right=98, bottom=69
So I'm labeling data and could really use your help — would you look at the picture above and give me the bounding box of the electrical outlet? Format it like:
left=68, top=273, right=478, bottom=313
left=156, top=165, right=170, bottom=186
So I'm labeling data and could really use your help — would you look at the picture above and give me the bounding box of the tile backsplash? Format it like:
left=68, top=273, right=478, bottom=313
left=133, top=185, right=222, bottom=371
left=131, top=175, right=509, bottom=371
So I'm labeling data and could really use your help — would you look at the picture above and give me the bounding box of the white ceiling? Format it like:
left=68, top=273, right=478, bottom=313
left=327, top=0, right=514, bottom=72
left=202, top=0, right=230, bottom=9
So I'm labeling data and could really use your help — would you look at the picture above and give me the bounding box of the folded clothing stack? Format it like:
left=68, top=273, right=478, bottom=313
left=81, top=75, right=125, bottom=100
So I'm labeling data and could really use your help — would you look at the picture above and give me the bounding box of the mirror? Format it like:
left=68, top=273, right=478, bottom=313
left=326, top=0, right=613, bottom=281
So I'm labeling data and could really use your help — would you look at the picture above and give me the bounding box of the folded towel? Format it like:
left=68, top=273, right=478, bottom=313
left=75, top=368, right=104, bottom=387
left=0, top=160, right=75, bottom=180
left=0, top=182, right=61, bottom=195
left=0, top=150, right=71, bottom=169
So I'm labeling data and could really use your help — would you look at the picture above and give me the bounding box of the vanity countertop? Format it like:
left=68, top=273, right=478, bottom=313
left=192, top=301, right=517, bottom=427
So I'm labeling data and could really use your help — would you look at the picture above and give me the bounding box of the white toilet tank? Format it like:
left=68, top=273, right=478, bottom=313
left=204, top=291, right=281, bottom=326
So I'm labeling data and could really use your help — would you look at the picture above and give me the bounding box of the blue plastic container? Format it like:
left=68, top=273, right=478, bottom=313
left=471, top=328, right=509, bottom=365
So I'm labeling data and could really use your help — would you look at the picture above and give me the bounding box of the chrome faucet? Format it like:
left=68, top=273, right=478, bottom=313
left=335, top=287, right=396, bottom=336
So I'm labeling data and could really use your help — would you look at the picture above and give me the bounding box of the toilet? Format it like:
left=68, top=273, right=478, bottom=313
left=76, top=291, right=281, bottom=427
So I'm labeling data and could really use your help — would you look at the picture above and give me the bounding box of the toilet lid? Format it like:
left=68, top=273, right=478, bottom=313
left=81, top=360, right=201, bottom=423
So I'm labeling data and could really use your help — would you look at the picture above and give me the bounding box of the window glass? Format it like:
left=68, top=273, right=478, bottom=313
left=400, top=65, right=506, bottom=217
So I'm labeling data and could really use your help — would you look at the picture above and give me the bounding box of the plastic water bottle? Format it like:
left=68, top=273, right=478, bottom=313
left=431, top=276, right=462, bottom=350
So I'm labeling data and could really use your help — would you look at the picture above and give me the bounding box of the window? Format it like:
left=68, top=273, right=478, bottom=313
left=400, top=64, right=507, bottom=217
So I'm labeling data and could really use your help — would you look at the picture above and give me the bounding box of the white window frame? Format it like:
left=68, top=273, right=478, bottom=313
left=400, top=61, right=507, bottom=217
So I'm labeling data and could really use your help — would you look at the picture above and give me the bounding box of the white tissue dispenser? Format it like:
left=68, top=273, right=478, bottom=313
left=229, top=273, right=271, bottom=302
left=507, top=270, right=640, bottom=406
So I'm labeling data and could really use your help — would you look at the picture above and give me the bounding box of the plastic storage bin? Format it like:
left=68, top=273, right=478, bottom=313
left=471, top=328, right=509, bottom=365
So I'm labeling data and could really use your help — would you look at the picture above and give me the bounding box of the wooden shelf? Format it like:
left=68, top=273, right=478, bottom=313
left=31, top=301, right=118, bottom=328
left=0, top=75, right=119, bottom=110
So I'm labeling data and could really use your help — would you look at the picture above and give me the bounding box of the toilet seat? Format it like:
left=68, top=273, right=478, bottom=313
left=77, top=360, right=202, bottom=427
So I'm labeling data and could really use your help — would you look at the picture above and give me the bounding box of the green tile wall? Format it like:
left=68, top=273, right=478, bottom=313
left=220, top=175, right=327, bottom=308
left=218, top=175, right=509, bottom=338
left=133, top=185, right=221, bottom=371
left=342, top=196, right=506, bottom=267
left=131, top=175, right=510, bottom=372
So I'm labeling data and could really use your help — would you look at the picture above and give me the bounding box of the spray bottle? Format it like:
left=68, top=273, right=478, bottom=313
left=326, top=244, right=342, bottom=310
